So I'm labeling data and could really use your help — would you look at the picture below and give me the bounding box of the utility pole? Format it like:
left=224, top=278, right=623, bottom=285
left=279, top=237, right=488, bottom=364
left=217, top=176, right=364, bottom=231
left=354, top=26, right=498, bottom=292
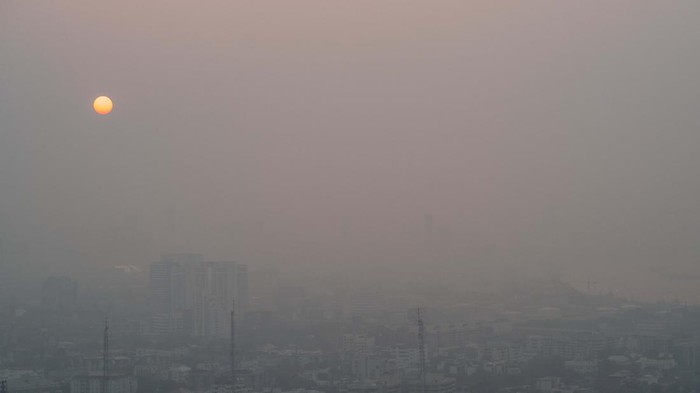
left=230, top=298, right=236, bottom=393
left=103, top=318, right=109, bottom=393
left=416, top=308, right=426, bottom=393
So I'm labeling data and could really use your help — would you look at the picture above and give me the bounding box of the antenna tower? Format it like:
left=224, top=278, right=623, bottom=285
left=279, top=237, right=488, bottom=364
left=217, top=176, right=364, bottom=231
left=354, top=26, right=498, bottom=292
left=416, top=308, right=426, bottom=393
left=230, top=298, right=236, bottom=393
left=102, top=318, right=109, bottom=393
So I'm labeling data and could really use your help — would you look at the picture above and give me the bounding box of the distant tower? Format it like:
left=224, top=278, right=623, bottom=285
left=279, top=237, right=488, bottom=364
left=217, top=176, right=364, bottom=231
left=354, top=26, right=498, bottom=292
left=416, top=308, right=426, bottom=393
left=230, top=298, right=236, bottom=393
left=103, top=318, right=109, bottom=393
left=586, top=279, right=598, bottom=296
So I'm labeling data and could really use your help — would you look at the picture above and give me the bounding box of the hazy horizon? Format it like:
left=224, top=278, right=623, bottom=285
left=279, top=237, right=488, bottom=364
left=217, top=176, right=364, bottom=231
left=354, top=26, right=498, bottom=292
left=3, top=1, right=700, bottom=302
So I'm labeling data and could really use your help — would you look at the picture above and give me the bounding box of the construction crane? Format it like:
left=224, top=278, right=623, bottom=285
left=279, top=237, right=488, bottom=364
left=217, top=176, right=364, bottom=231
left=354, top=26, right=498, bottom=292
left=416, top=308, right=426, bottom=393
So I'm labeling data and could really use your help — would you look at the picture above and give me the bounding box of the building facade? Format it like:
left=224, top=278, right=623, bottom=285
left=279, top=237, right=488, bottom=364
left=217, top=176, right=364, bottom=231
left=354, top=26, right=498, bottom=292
left=149, top=254, right=249, bottom=337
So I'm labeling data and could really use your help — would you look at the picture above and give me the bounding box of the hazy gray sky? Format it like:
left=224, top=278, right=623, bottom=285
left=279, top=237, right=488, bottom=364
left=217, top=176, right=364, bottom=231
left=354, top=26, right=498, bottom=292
left=2, top=1, right=700, bottom=298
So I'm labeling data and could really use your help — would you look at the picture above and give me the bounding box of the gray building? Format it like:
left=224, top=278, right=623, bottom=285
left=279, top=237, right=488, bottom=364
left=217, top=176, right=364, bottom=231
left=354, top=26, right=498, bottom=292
left=149, top=254, right=249, bottom=337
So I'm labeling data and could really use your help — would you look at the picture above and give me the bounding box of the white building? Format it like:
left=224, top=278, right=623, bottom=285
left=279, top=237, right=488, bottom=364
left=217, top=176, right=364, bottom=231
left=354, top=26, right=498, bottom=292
left=535, top=377, right=561, bottom=392
left=637, top=356, right=677, bottom=371
left=343, top=334, right=376, bottom=354
left=564, top=359, right=598, bottom=374
left=0, top=369, right=60, bottom=393
left=149, top=254, right=249, bottom=337
left=485, top=341, right=522, bottom=363
left=352, top=354, right=386, bottom=380
left=70, top=375, right=137, bottom=393
left=169, top=365, right=191, bottom=384
left=394, top=347, right=423, bottom=369
left=406, top=373, right=456, bottom=393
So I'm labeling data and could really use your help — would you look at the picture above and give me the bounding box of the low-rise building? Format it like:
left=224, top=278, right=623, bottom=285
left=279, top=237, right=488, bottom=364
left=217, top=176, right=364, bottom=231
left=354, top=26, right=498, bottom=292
left=70, top=375, right=137, bottom=393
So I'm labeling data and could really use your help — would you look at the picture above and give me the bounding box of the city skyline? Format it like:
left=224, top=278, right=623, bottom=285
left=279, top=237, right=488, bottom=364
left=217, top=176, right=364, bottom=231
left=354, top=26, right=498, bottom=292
left=2, top=2, right=700, bottom=393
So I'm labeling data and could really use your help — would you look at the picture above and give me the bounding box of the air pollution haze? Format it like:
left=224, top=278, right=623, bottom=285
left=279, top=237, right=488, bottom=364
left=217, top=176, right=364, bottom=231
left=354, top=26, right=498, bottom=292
left=2, top=1, right=700, bottom=301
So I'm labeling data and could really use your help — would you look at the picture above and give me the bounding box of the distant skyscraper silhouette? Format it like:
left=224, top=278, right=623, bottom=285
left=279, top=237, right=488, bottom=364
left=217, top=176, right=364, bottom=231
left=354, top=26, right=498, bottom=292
left=149, top=254, right=249, bottom=337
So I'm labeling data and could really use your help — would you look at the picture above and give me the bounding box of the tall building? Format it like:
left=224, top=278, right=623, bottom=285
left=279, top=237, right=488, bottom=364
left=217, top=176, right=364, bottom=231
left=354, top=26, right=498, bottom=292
left=149, top=254, right=249, bottom=338
left=149, top=253, right=202, bottom=314
left=236, top=264, right=249, bottom=314
left=343, top=334, right=376, bottom=355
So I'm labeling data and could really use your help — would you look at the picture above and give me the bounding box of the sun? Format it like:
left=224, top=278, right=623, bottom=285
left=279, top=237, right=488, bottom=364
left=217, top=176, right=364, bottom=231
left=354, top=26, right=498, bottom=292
left=93, top=96, right=113, bottom=115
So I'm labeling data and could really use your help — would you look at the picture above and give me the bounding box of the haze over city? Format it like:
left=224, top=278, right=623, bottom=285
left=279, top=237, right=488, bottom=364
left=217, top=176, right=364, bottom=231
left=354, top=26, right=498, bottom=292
left=5, top=3, right=700, bottom=393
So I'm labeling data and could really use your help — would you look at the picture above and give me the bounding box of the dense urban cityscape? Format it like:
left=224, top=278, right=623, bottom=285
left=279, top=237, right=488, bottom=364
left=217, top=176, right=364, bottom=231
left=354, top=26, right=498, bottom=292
left=1, top=253, right=699, bottom=393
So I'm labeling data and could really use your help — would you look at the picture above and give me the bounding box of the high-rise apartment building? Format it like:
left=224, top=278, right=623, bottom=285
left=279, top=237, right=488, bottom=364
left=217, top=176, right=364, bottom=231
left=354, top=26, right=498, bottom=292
left=149, top=254, right=248, bottom=338
left=149, top=253, right=202, bottom=314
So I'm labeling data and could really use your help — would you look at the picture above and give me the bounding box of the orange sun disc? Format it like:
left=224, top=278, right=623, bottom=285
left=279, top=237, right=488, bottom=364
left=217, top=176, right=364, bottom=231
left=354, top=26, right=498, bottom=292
left=93, top=96, right=113, bottom=115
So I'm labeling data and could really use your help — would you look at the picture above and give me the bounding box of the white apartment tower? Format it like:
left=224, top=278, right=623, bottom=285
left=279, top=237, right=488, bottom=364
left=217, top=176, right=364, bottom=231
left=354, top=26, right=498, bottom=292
left=149, top=254, right=249, bottom=338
